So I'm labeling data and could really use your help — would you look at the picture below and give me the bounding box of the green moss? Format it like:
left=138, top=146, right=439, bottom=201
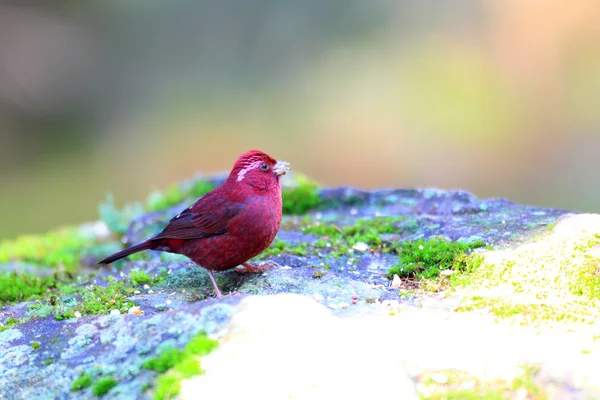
left=92, top=377, right=117, bottom=396
left=129, top=269, right=152, bottom=286
left=75, top=276, right=135, bottom=317
left=143, top=348, right=186, bottom=373
left=388, top=238, right=485, bottom=279
left=185, top=333, right=219, bottom=355
left=312, top=270, right=325, bottom=278
left=255, top=217, right=405, bottom=260
left=0, top=317, right=22, bottom=332
left=71, top=373, right=93, bottom=391
left=0, top=227, right=97, bottom=270
left=282, top=175, right=321, bottom=215
left=26, top=296, right=78, bottom=321
left=256, top=238, right=287, bottom=259
left=455, top=222, right=600, bottom=324
left=452, top=253, right=485, bottom=275
left=341, top=217, right=404, bottom=246
left=418, top=366, right=545, bottom=400
left=425, top=388, right=505, bottom=400
left=0, top=272, right=58, bottom=304
left=174, top=357, right=202, bottom=377
left=257, top=217, right=407, bottom=261
left=459, top=297, right=597, bottom=325
left=154, top=374, right=180, bottom=400
left=33, top=274, right=141, bottom=320
left=302, top=222, right=342, bottom=238
left=305, top=217, right=405, bottom=244
left=31, top=341, right=40, bottom=349
left=144, top=332, right=218, bottom=400
left=304, top=216, right=407, bottom=256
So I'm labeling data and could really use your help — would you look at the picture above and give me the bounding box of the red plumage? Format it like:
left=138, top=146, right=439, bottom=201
left=99, top=150, right=291, bottom=297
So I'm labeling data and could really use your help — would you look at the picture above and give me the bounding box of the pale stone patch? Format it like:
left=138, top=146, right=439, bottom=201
left=180, top=294, right=600, bottom=399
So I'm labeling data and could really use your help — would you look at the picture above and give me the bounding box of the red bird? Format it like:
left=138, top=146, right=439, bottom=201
left=99, top=150, right=291, bottom=297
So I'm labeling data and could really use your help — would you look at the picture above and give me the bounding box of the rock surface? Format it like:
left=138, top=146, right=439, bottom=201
left=2, top=186, right=599, bottom=399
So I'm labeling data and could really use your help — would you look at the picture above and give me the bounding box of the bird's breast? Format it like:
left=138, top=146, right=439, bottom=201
left=231, top=194, right=282, bottom=242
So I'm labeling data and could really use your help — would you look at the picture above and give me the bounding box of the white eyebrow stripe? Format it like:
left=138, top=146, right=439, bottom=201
left=236, top=160, right=262, bottom=182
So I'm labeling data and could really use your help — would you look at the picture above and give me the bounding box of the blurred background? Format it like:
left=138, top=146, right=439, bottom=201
left=1, top=0, right=599, bottom=239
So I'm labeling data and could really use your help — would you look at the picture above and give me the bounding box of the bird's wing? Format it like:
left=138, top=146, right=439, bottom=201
left=151, top=197, right=244, bottom=240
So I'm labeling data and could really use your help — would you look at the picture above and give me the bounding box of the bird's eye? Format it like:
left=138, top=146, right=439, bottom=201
left=259, top=162, right=269, bottom=171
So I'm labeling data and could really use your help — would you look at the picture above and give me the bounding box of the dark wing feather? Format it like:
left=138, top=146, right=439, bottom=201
left=151, top=198, right=244, bottom=241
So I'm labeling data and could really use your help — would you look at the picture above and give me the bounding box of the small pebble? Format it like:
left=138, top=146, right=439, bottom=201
left=110, top=309, right=121, bottom=315
left=166, top=300, right=172, bottom=305
left=143, top=285, right=150, bottom=290
left=74, top=311, right=82, bottom=319
left=430, top=373, right=448, bottom=384
left=353, top=242, right=369, bottom=252
left=128, top=306, right=143, bottom=316
left=148, top=290, right=155, bottom=294
left=134, top=290, right=141, bottom=295
left=338, top=302, right=350, bottom=309
left=390, top=274, right=402, bottom=289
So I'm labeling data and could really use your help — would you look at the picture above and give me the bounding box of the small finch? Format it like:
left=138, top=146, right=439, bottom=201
left=99, top=150, right=291, bottom=297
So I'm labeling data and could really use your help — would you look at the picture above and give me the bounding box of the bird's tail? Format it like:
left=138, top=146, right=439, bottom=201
left=98, top=241, right=154, bottom=264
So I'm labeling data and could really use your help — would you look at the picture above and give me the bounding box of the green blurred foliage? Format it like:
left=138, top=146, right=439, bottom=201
left=1, top=1, right=600, bottom=240
left=282, top=175, right=322, bottom=215
left=0, top=227, right=98, bottom=270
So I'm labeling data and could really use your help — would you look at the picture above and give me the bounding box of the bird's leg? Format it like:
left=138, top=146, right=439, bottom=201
left=236, top=261, right=279, bottom=273
left=205, top=269, right=223, bottom=298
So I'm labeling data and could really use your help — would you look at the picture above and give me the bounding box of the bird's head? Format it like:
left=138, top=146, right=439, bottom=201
left=228, top=150, right=291, bottom=191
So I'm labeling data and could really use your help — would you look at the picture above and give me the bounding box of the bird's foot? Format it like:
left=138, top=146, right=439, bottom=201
left=236, top=261, right=279, bottom=273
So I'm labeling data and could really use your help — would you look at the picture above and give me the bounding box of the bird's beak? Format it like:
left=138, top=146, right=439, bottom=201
left=273, top=160, right=291, bottom=176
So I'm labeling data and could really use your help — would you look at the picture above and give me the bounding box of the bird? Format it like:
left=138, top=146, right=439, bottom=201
left=99, top=150, right=291, bottom=298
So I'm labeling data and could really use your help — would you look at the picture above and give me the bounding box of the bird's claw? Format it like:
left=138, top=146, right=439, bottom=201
left=236, top=261, right=279, bottom=273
